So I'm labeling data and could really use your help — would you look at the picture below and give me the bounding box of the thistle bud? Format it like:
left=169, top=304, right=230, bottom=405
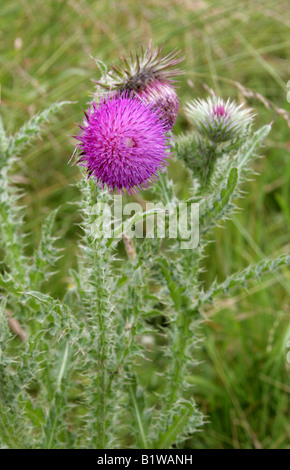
left=94, top=41, right=183, bottom=129
left=185, top=96, right=254, bottom=143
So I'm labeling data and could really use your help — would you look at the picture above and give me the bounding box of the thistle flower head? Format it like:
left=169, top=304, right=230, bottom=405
left=137, top=81, right=180, bottom=129
left=94, top=41, right=183, bottom=128
left=74, top=92, right=170, bottom=193
left=185, top=96, right=254, bottom=143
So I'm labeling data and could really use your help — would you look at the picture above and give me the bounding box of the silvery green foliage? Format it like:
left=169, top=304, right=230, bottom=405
left=0, top=103, right=288, bottom=449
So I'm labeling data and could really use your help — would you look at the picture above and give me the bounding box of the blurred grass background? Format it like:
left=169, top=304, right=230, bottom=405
left=1, top=0, right=289, bottom=449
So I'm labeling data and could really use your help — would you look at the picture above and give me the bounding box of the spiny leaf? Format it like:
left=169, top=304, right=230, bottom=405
left=200, top=166, right=239, bottom=235
left=30, top=209, right=61, bottom=288
left=199, top=253, right=290, bottom=307
left=8, top=101, right=71, bottom=157
left=237, top=124, right=271, bottom=170
left=154, top=400, right=202, bottom=449
left=0, top=272, right=20, bottom=295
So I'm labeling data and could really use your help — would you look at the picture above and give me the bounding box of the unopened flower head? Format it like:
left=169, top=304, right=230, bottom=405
left=137, top=81, right=180, bottom=129
left=185, top=96, right=254, bottom=143
left=73, top=92, right=171, bottom=193
left=94, top=41, right=183, bottom=128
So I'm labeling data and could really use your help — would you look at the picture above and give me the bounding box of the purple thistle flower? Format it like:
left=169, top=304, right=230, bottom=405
left=74, top=92, right=171, bottom=193
left=212, top=104, right=227, bottom=117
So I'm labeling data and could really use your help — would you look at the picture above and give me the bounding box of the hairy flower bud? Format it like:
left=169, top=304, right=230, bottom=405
left=94, top=41, right=183, bottom=128
left=185, top=96, right=254, bottom=143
